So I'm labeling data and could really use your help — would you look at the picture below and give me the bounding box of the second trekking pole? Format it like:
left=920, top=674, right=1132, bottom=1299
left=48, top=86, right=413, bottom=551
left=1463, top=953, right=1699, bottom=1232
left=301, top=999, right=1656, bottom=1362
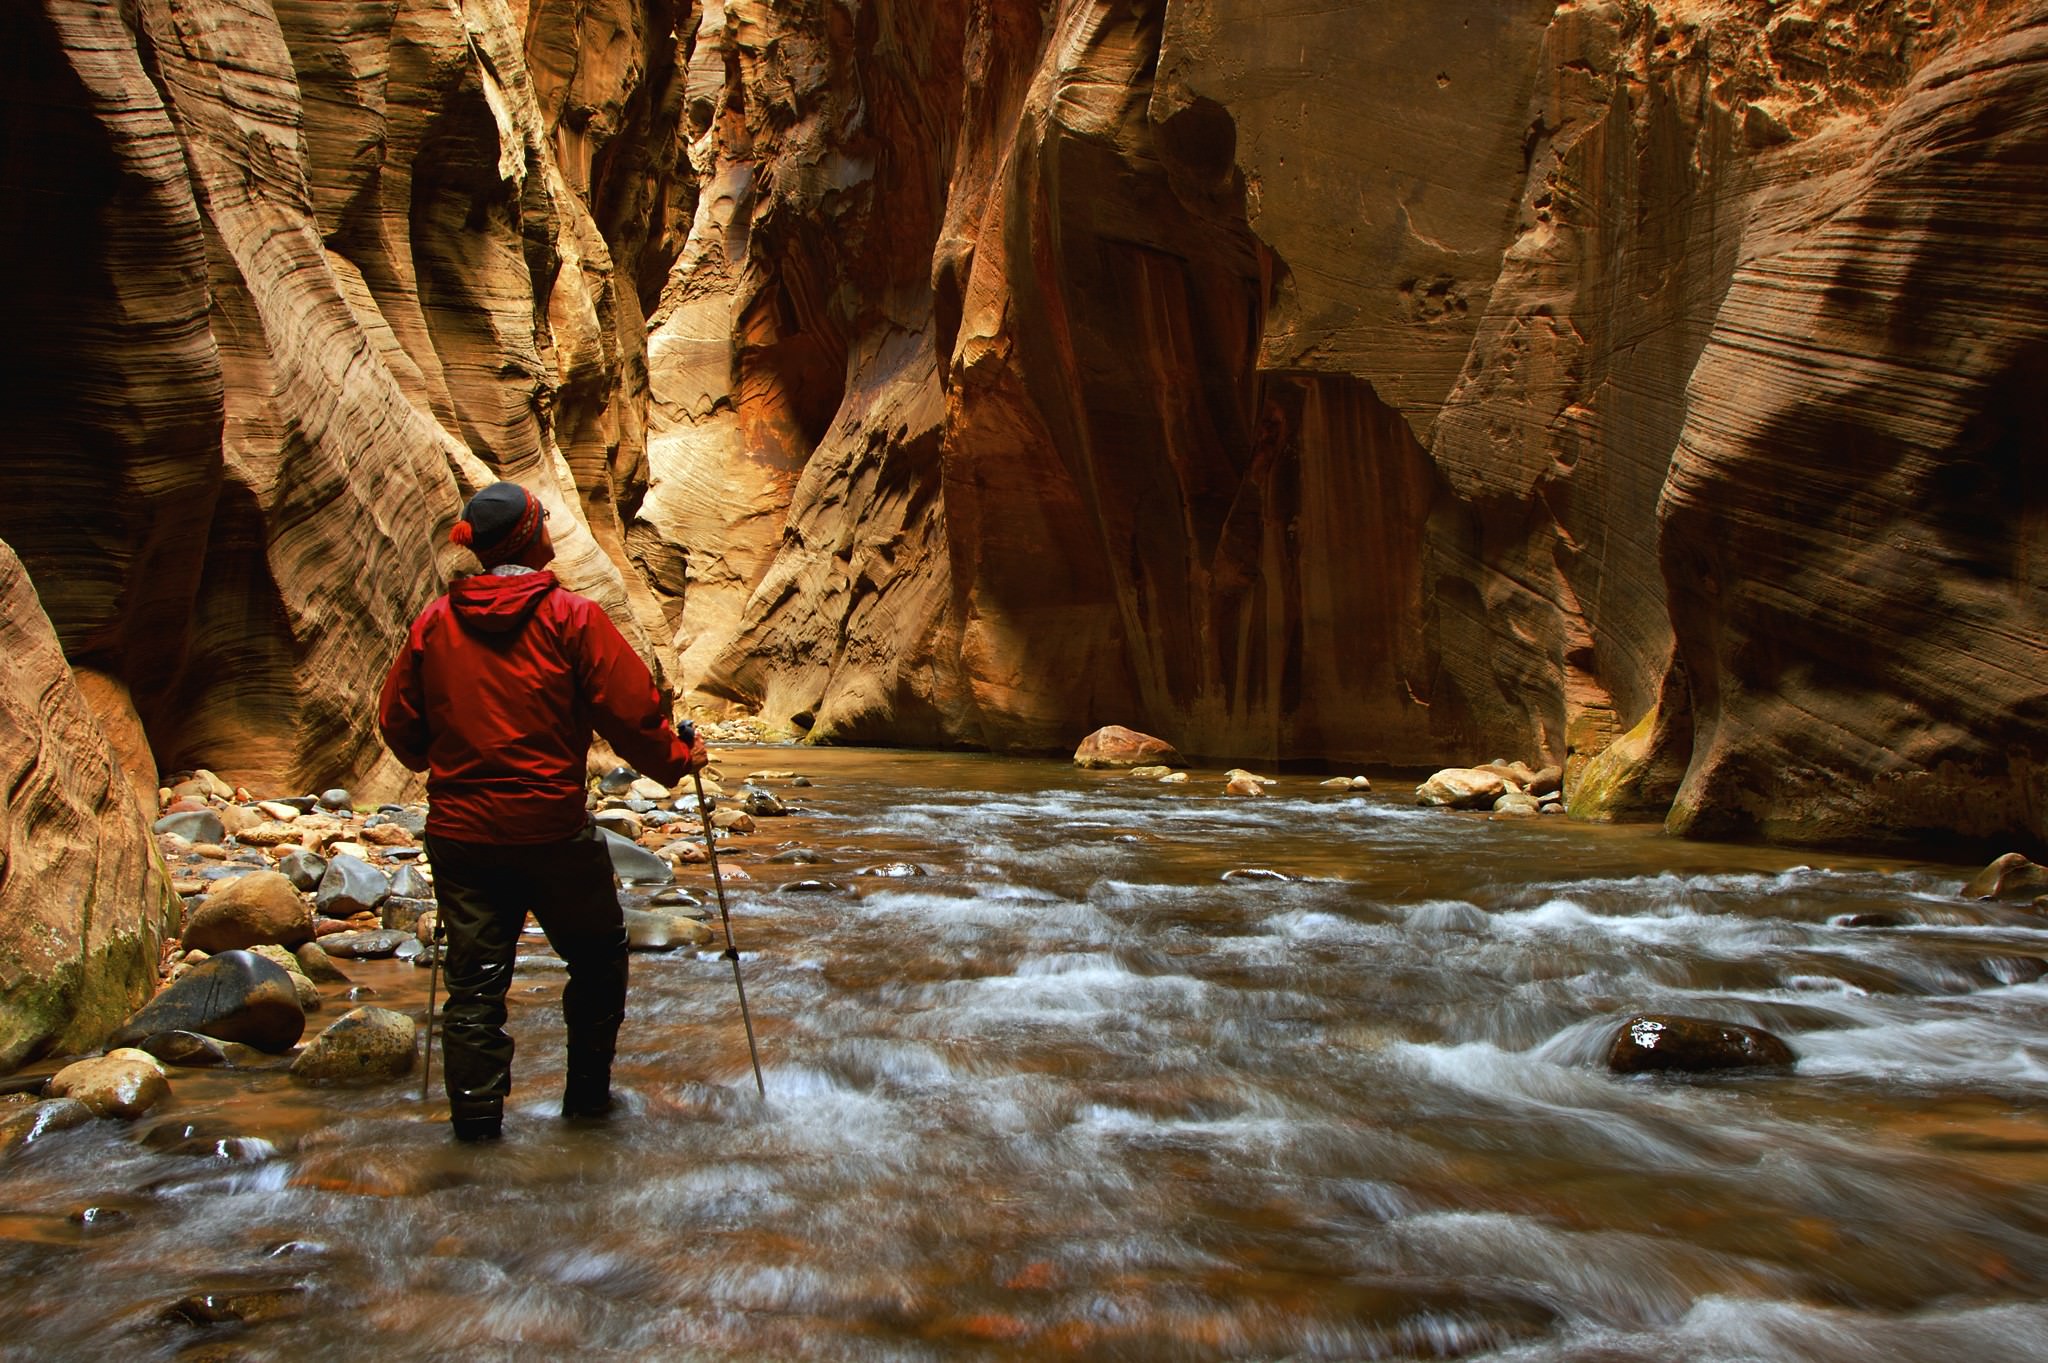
left=693, top=771, right=766, bottom=1098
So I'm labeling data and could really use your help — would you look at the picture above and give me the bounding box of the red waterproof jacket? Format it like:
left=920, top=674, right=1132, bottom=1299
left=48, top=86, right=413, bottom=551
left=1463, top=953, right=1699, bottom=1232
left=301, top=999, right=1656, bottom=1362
left=377, top=568, right=695, bottom=844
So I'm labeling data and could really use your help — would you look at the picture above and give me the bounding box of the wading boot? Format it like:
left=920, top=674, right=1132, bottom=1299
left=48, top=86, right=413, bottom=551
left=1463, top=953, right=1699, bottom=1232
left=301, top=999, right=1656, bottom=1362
left=452, top=1107, right=503, bottom=1143
left=561, top=1070, right=613, bottom=1121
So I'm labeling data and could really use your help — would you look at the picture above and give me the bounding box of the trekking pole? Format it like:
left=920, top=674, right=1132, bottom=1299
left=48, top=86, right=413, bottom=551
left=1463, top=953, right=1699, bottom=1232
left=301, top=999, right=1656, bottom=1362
left=420, top=911, right=443, bottom=1104
left=693, top=771, right=766, bottom=1097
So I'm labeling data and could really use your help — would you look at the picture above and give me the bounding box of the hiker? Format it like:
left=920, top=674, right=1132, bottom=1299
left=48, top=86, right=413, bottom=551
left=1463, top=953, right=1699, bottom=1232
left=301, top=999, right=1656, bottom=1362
left=377, top=481, right=707, bottom=1142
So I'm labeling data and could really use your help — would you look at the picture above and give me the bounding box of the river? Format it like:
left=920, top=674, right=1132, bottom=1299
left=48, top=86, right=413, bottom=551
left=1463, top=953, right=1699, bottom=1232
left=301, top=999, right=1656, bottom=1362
left=4, top=749, right=2046, bottom=1360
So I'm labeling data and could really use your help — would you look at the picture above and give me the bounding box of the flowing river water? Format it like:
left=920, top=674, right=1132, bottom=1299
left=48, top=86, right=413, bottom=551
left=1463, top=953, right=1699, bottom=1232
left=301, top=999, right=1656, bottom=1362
left=4, top=749, right=2048, bottom=1361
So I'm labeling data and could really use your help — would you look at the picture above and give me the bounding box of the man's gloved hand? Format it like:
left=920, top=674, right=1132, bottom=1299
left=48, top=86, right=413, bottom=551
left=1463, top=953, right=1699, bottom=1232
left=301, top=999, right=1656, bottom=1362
left=681, top=730, right=710, bottom=775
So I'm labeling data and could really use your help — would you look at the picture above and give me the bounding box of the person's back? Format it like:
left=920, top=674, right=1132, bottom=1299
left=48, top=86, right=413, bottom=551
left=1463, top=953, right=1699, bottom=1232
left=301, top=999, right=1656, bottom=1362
left=378, top=481, right=704, bottom=1141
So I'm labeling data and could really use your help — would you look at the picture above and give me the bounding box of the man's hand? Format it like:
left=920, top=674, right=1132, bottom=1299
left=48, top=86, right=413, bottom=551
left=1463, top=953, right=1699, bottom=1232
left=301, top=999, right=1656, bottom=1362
left=681, top=730, right=710, bottom=775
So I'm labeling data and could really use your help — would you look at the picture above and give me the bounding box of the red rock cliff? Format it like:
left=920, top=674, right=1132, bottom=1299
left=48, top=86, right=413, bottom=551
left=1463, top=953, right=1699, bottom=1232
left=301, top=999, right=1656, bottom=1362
left=4, top=0, right=2045, bottom=854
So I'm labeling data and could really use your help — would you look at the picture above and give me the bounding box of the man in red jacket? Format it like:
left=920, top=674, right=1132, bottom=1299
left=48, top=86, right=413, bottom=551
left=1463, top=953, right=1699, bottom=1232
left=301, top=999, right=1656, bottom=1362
left=378, top=481, right=706, bottom=1141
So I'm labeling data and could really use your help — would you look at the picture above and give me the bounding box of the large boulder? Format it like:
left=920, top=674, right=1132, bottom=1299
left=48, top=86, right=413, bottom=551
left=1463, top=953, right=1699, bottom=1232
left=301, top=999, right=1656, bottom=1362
left=182, top=871, right=314, bottom=952
left=108, top=950, right=304, bottom=1054
left=601, top=828, right=674, bottom=885
left=1961, top=853, right=2048, bottom=902
left=0, top=541, right=178, bottom=1071
left=1074, top=727, right=1182, bottom=770
left=314, top=854, right=389, bottom=917
left=1606, top=1015, right=1795, bottom=1076
left=289, top=1007, right=415, bottom=1084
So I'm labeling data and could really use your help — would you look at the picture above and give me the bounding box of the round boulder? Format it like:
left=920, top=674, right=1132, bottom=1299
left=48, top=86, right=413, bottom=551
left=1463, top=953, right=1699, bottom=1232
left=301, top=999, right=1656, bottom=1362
left=152, top=809, right=225, bottom=845
left=0, top=1098, right=94, bottom=1154
left=1606, top=1014, right=1794, bottom=1075
left=1961, top=853, right=2048, bottom=902
left=275, top=850, right=327, bottom=892
left=1074, top=726, right=1182, bottom=770
left=47, top=1049, right=171, bottom=1119
left=623, top=909, right=715, bottom=951
left=183, top=872, right=314, bottom=953
left=1415, top=768, right=1508, bottom=810
left=315, top=853, right=389, bottom=917
left=109, top=950, right=305, bottom=1054
left=289, top=1007, right=416, bottom=1085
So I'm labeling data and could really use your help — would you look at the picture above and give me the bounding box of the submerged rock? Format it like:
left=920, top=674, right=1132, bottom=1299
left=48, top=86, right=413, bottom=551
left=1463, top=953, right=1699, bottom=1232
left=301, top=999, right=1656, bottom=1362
left=0, top=1098, right=94, bottom=1154
left=1224, top=775, right=1265, bottom=797
left=858, top=862, right=926, bottom=878
left=1606, top=1014, right=1794, bottom=1075
left=1222, top=868, right=1292, bottom=882
left=622, top=909, right=715, bottom=951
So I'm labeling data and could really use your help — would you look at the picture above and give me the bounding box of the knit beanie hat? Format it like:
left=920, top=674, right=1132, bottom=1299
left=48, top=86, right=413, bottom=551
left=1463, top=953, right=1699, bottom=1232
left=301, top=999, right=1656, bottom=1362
left=450, top=482, right=544, bottom=566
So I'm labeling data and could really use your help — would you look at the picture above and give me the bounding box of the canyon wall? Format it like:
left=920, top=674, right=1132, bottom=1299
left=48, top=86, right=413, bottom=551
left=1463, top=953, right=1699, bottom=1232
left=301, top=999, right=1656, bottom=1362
left=2, top=0, right=2044, bottom=884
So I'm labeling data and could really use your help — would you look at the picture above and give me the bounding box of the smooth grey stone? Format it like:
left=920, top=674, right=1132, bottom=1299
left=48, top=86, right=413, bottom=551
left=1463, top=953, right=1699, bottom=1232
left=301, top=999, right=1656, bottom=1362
left=598, top=766, right=639, bottom=795
left=199, top=864, right=262, bottom=882
left=857, top=862, right=926, bottom=878
left=599, top=828, right=672, bottom=885
left=643, top=810, right=682, bottom=827
left=317, top=788, right=353, bottom=811
left=792, top=776, right=813, bottom=788
left=276, top=850, right=327, bottom=892
left=153, top=809, right=225, bottom=844
left=231, top=851, right=267, bottom=866
left=317, top=930, right=409, bottom=960
left=276, top=796, right=318, bottom=813
left=388, top=865, right=432, bottom=901
left=380, top=896, right=433, bottom=932
left=384, top=846, right=425, bottom=860
left=624, top=799, right=657, bottom=814
left=393, top=938, right=424, bottom=961
left=365, top=808, right=427, bottom=838
left=315, top=854, right=389, bottom=917
left=109, top=950, right=304, bottom=1053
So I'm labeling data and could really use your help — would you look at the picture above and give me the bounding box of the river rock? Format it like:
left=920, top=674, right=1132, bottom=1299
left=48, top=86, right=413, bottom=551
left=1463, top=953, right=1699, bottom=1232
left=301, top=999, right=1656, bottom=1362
left=600, top=828, right=673, bottom=885
left=109, top=950, right=305, bottom=1054
left=1074, top=726, right=1181, bottom=770
left=247, top=947, right=321, bottom=1011
left=275, top=850, right=327, bottom=892
left=0, top=1098, right=94, bottom=1154
left=1493, top=792, right=1543, bottom=818
left=767, top=847, right=829, bottom=864
left=1158, top=771, right=1190, bottom=784
left=1320, top=776, right=1373, bottom=790
left=290, top=1006, right=415, bottom=1084
left=710, top=809, right=756, bottom=835
left=135, top=1031, right=238, bottom=1068
left=858, top=862, right=926, bottom=878
left=387, top=865, right=432, bottom=901
left=359, top=822, right=413, bottom=848
left=367, top=807, right=427, bottom=838
left=316, top=788, right=353, bottom=812
left=741, top=788, right=788, bottom=817
left=593, top=808, right=644, bottom=840
left=1416, top=768, right=1508, bottom=810
left=1222, top=868, right=1292, bottom=882
left=1606, top=1014, right=1795, bottom=1075
left=1960, top=853, right=2048, bottom=903
left=182, top=871, right=314, bottom=953
left=649, top=888, right=704, bottom=908
left=316, top=930, right=409, bottom=960
left=597, top=766, right=638, bottom=796
left=1224, top=775, right=1265, bottom=797
left=781, top=879, right=840, bottom=894
left=629, top=777, right=671, bottom=801
left=1127, top=765, right=1173, bottom=779
left=293, top=941, right=351, bottom=984
left=315, top=854, right=389, bottom=917
left=153, top=809, right=226, bottom=845
left=622, top=908, right=715, bottom=951
left=47, top=1049, right=171, bottom=1119
left=380, top=896, right=433, bottom=933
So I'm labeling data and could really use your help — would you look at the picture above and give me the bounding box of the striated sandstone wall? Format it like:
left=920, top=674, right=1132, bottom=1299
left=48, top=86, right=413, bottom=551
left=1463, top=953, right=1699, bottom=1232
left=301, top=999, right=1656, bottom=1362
left=0, top=542, right=179, bottom=1071
left=1, top=0, right=2043, bottom=862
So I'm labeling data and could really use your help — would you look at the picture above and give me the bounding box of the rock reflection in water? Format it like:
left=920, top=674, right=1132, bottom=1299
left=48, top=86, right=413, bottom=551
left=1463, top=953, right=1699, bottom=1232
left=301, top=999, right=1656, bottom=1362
left=2, top=749, right=2046, bottom=1361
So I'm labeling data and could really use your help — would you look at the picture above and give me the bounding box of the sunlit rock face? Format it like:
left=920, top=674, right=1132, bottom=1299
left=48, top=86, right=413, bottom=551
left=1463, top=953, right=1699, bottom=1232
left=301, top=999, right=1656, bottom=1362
left=2, top=0, right=2043, bottom=852
left=0, top=542, right=178, bottom=1070
left=663, top=0, right=2046, bottom=849
left=0, top=0, right=671, bottom=799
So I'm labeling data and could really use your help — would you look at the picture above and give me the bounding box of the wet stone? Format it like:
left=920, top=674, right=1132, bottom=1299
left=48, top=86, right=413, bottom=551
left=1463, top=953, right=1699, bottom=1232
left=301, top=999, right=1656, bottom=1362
left=858, top=862, right=926, bottom=878
left=0, top=1099, right=94, bottom=1155
left=1222, top=868, right=1293, bottom=882
left=290, top=1006, right=416, bottom=1085
left=649, top=888, right=704, bottom=908
left=316, top=788, right=352, bottom=811
left=598, top=766, right=639, bottom=796
left=47, top=1050, right=171, bottom=1120
left=387, top=864, right=432, bottom=900
left=380, top=896, right=433, bottom=933
left=601, top=827, right=673, bottom=885
left=136, top=1031, right=233, bottom=1068
left=365, top=808, right=426, bottom=838
left=1607, top=1014, right=1795, bottom=1075
left=183, top=871, right=314, bottom=953
left=393, top=938, right=424, bottom=962
left=1961, top=852, right=2048, bottom=902
left=767, top=847, right=829, bottom=864
left=623, top=908, right=715, bottom=951
left=623, top=799, right=657, bottom=814
left=292, top=941, right=351, bottom=984
left=316, top=930, right=409, bottom=960
left=593, top=809, right=644, bottom=840
left=741, top=788, right=788, bottom=817
left=781, top=879, right=841, bottom=894
left=111, top=950, right=305, bottom=1054
left=1835, top=912, right=1911, bottom=929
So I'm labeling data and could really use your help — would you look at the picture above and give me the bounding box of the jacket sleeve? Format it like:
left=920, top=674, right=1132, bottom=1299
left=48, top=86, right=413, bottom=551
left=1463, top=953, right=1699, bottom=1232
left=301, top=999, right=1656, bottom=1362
left=377, top=623, right=432, bottom=772
left=571, top=600, right=697, bottom=785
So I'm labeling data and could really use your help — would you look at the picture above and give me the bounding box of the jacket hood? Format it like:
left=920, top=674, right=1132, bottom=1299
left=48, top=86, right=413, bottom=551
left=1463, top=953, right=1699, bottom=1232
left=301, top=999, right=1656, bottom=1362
left=449, top=569, right=558, bottom=635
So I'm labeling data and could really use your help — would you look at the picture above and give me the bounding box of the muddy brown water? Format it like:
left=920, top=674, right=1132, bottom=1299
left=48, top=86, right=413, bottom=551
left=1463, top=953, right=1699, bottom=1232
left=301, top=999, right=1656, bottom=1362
left=4, top=749, right=2047, bottom=1361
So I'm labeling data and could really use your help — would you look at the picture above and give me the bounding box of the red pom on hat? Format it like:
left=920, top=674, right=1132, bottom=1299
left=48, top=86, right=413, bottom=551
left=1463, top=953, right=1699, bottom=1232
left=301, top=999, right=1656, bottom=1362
left=450, top=521, right=474, bottom=547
